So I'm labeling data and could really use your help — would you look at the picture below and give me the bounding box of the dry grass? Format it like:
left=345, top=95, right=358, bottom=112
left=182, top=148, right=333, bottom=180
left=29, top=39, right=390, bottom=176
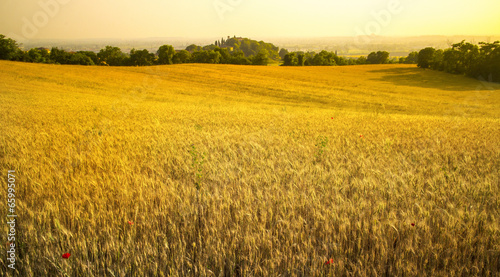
left=0, top=61, right=499, bottom=276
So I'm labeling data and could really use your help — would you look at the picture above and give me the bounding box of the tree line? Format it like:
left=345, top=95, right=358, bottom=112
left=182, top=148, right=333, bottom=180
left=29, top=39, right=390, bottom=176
left=416, top=41, right=500, bottom=82
left=280, top=50, right=398, bottom=66
left=0, top=35, right=276, bottom=66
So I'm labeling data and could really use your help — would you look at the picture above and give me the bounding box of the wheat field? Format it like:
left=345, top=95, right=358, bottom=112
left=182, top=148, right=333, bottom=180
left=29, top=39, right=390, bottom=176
left=0, top=60, right=499, bottom=276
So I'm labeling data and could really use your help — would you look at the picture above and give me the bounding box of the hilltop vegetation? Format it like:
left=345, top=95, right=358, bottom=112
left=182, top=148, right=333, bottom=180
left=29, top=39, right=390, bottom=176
left=0, top=61, right=499, bottom=276
left=417, top=40, right=500, bottom=82
left=0, top=34, right=279, bottom=66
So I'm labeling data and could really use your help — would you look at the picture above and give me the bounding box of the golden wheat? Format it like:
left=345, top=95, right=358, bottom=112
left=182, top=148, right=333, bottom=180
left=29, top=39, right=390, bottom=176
left=0, top=61, right=499, bottom=276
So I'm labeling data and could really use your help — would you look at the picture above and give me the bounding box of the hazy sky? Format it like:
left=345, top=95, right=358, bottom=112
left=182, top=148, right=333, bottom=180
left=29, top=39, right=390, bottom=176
left=1, top=0, right=499, bottom=41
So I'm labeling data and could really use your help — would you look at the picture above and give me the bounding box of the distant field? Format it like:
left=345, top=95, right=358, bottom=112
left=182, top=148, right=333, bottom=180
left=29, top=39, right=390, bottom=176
left=0, top=61, right=499, bottom=276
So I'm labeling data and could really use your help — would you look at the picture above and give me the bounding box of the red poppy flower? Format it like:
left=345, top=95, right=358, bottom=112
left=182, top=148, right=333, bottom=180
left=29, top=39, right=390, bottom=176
left=360, top=135, right=364, bottom=138
left=128, top=221, right=133, bottom=225
left=325, top=258, right=334, bottom=265
left=411, top=223, right=415, bottom=227
left=62, top=253, right=71, bottom=259
left=331, top=117, right=333, bottom=119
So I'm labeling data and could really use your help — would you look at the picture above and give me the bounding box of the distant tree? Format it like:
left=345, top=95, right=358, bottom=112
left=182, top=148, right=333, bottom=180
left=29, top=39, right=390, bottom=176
left=310, top=51, right=336, bottom=66
left=442, top=48, right=461, bottom=73
left=157, top=45, right=175, bottom=65
left=417, top=41, right=500, bottom=82
left=451, top=41, right=480, bottom=77
left=229, top=51, right=251, bottom=65
left=191, top=50, right=207, bottom=63
left=417, top=47, right=436, bottom=69
left=478, top=41, right=500, bottom=82
left=50, top=47, right=69, bottom=64
left=431, top=49, right=444, bottom=71
left=27, top=48, right=47, bottom=63
left=185, top=44, right=201, bottom=52
left=367, top=51, right=389, bottom=64
left=78, top=51, right=99, bottom=65
left=202, top=44, right=218, bottom=51
left=224, top=38, right=241, bottom=50
left=334, top=55, right=348, bottom=66
left=297, top=53, right=305, bottom=66
left=366, top=52, right=378, bottom=64
left=252, top=49, right=269, bottom=65
left=206, top=50, right=221, bottom=64
left=0, top=34, right=19, bottom=60
left=303, top=51, right=316, bottom=65
left=379, top=51, right=390, bottom=64
left=69, top=52, right=94, bottom=65
left=282, top=52, right=296, bottom=66
left=191, top=50, right=221, bottom=64
left=98, top=46, right=127, bottom=66
left=239, top=39, right=257, bottom=56
left=173, top=50, right=191, bottom=64
left=13, top=49, right=29, bottom=62
left=356, top=56, right=367, bottom=65
left=279, top=48, right=289, bottom=60
left=214, top=47, right=231, bottom=64
left=405, top=51, right=418, bottom=64
left=130, top=49, right=155, bottom=66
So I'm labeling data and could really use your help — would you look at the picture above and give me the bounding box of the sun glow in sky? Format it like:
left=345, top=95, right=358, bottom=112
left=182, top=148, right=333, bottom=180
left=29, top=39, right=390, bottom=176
left=0, top=0, right=499, bottom=40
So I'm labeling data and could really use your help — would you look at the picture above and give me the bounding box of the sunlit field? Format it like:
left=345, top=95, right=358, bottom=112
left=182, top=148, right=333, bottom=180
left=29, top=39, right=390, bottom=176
left=0, top=60, right=499, bottom=276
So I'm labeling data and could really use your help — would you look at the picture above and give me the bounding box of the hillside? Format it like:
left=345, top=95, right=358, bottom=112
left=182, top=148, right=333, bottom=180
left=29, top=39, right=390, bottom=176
left=1, top=61, right=498, bottom=117
left=0, top=61, right=499, bottom=276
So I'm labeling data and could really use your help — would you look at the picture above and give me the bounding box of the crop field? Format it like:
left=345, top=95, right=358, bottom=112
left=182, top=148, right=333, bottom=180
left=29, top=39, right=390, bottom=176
left=0, top=60, right=499, bottom=276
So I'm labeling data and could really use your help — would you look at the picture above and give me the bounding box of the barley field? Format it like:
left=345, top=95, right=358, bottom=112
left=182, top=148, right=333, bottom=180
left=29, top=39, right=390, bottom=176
left=0, top=60, right=499, bottom=276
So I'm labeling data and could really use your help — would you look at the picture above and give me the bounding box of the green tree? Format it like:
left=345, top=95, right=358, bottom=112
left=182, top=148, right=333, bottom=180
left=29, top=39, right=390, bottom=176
left=191, top=50, right=221, bottom=64
left=27, top=48, right=47, bottom=63
left=279, top=48, right=289, bottom=60
left=214, top=47, right=231, bottom=64
left=173, top=50, right=191, bottom=64
left=452, top=41, right=480, bottom=77
left=283, top=52, right=298, bottom=66
left=406, top=51, right=418, bottom=64
left=311, top=51, right=336, bottom=66
left=442, top=48, right=461, bottom=73
left=186, top=44, right=201, bottom=52
left=297, top=53, right=305, bottom=66
left=478, top=41, right=500, bottom=82
left=367, top=51, right=389, bottom=64
left=69, top=52, right=94, bottom=65
left=78, top=51, right=99, bottom=65
left=224, top=38, right=241, bottom=50
left=252, top=49, right=269, bottom=65
left=378, top=51, right=390, bottom=64
left=417, top=47, right=436, bottom=69
left=98, top=46, right=127, bottom=66
left=356, top=56, right=367, bottom=65
left=130, top=49, right=155, bottom=66
left=0, top=34, right=19, bottom=60
left=367, top=52, right=378, bottom=64
left=229, top=51, right=251, bottom=65
left=202, top=44, right=218, bottom=51
left=157, top=45, right=175, bottom=65
left=13, top=49, right=29, bottom=62
left=50, top=47, right=69, bottom=64
left=430, top=49, right=444, bottom=71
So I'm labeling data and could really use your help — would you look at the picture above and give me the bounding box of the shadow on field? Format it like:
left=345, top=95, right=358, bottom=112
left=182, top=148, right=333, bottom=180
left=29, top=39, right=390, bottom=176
left=368, top=67, right=487, bottom=91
